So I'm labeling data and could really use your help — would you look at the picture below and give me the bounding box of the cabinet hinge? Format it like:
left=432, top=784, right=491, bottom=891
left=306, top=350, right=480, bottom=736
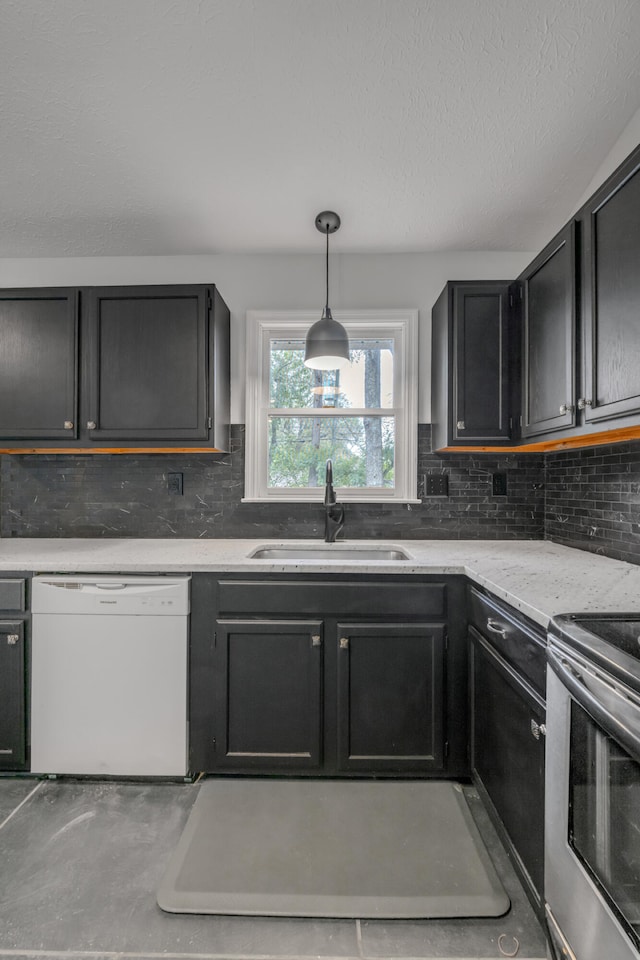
left=207, top=416, right=213, bottom=430
left=213, top=631, right=217, bottom=647
left=444, top=741, right=450, bottom=758
left=519, top=415, right=523, bottom=428
left=444, top=632, right=448, bottom=650
left=509, top=294, right=514, bottom=307
left=519, top=286, right=523, bottom=299
left=207, top=296, right=213, bottom=309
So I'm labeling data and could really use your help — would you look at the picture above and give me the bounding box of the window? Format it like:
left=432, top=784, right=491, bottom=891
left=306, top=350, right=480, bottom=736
left=244, top=310, right=418, bottom=502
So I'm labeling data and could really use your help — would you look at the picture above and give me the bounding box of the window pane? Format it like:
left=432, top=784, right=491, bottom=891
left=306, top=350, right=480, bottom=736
left=270, top=338, right=394, bottom=408
left=268, top=416, right=395, bottom=488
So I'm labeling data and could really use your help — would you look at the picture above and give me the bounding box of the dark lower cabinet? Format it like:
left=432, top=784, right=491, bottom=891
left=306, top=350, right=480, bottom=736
left=469, top=623, right=545, bottom=912
left=213, top=619, right=323, bottom=771
left=336, top=622, right=445, bottom=773
left=0, top=620, right=27, bottom=770
left=190, top=574, right=468, bottom=779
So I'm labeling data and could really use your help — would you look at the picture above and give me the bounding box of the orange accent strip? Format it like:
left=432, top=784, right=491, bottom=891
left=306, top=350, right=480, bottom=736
left=0, top=447, right=227, bottom=455
left=437, top=424, right=640, bottom=454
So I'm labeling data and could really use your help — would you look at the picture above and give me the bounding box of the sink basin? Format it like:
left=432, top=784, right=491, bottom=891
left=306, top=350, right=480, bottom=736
left=248, top=544, right=413, bottom=561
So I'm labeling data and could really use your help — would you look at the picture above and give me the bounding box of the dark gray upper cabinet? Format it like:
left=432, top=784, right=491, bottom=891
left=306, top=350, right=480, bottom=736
left=520, top=223, right=577, bottom=438
left=580, top=144, right=640, bottom=424
left=0, top=288, right=78, bottom=440
left=0, top=283, right=230, bottom=450
left=431, top=281, right=512, bottom=450
left=85, top=286, right=210, bottom=441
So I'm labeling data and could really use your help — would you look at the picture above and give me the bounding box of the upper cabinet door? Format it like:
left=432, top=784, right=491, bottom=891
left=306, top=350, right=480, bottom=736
left=431, top=281, right=512, bottom=450
left=85, top=285, right=209, bottom=440
left=581, top=147, right=640, bottom=424
left=0, top=288, right=78, bottom=439
left=520, top=223, right=577, bottom=438
left=453, top=284, right=511, bottom=443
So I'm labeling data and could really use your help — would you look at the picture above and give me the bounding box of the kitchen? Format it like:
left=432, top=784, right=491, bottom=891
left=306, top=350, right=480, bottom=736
left=1, top=2, right=640, bottom=959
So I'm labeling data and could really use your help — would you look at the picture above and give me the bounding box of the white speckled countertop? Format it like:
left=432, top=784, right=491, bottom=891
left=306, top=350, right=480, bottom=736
left=1, top=538, right=638, bottom=628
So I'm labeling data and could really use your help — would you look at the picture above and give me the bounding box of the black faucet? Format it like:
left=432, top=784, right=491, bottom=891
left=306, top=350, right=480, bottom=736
left=324, top=459, right=345, bottom=543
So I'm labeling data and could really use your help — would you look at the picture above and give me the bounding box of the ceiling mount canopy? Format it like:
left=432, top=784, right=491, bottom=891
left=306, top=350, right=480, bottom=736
left=304, top=211, right=350, bottom=370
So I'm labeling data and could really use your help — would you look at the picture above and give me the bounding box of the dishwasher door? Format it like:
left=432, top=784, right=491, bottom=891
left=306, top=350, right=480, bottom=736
left=31, top=575, right=190, bottom=777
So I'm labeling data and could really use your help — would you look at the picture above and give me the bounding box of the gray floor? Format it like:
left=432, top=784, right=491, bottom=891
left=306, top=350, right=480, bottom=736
left=0, top=777, right=547, bottom=960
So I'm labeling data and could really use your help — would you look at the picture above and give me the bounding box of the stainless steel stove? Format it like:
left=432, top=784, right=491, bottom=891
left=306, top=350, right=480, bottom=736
left=546, top=614, right=640, bottom=960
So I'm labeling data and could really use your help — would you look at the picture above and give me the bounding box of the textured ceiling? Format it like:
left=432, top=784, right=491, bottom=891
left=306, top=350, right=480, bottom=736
left=1, top=0, right=640, bottom=256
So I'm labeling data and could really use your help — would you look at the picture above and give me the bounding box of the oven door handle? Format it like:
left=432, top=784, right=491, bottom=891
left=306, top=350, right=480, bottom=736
left=548, top=647, right=640, bottom=762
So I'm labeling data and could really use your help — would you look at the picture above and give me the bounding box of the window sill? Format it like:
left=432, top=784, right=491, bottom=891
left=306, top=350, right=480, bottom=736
left=241, top=497, right=422, bottom=505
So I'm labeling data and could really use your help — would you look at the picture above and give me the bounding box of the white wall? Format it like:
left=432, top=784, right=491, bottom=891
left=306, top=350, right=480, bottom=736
left=0, top=251, right=534, bottom=421
left=576, top=106, right=640, bottom=210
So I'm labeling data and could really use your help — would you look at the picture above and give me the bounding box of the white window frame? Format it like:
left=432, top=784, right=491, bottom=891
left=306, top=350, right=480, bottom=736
left=244, top=309, right=419, bottom=503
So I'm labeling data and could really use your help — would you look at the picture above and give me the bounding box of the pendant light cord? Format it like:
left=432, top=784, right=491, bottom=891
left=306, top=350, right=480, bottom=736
left=325, top=226, right=330, bottom=313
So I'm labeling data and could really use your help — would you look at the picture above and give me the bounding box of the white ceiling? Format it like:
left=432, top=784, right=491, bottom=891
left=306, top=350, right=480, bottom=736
left=1, top=0, right=640, bottom=257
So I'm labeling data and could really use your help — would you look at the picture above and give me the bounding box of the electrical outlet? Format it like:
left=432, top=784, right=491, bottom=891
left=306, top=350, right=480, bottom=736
left=492, top=472, right=507, bottom=496
left=426, top=474, right=449, bottom=497
left=168, top=472, right=184, bottom=495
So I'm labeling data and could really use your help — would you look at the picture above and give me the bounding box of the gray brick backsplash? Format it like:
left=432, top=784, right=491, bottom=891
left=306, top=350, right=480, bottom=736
left=1, top=427, right=638, bottom=566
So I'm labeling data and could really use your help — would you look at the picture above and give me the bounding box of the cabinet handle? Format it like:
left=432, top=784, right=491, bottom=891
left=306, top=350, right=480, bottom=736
left=6, top=634, right=20, bottom=645
left=559, top=403, right=574, bottom=415
left=86, top=420, right=97, bottom=430
left=456, top=420, right=466, bottom=430
left=486, top=618, right=507, bottom=638
left=577, top=397, right=593, bottom=410
left=0, top=749, right=13, bottom=755
left=64, top=420, right=74, bottom=430
left=530, top=719, right=546, bottom=740
left=339, top=637, right=349, bottom=649
left=311, top=635, right=322, bottom=647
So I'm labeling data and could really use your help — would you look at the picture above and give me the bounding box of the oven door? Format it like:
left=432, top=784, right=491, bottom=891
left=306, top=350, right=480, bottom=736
left=546, top=640, right=640, bottom=960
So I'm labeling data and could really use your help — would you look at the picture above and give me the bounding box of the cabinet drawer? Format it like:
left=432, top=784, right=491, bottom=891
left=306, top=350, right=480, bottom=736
left=467, top=586, right=546, bottom=697
left=217, top=580, right=446, bottom=619
left=0, top=579, right=25, bottom=612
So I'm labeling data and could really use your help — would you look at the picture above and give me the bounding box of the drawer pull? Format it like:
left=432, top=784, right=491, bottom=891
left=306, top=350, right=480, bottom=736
left=0, top=749, right=14, bottom=755
left=456, top=420, right=466, bottom=430
left=530, top=719, right=546, bottom=740
left=339, top=637, right=349, bottom=649
left=311, top=635, right=322, bottom=647
left=559, top=402, right=574, bottom=415
left=6, top=634, right=20, bottom=645
left=486, top=618, right=507, bottom=639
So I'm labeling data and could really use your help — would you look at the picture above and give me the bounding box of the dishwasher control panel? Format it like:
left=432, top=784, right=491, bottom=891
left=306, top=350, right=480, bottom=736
left=31, top=575, right=190, bottom=616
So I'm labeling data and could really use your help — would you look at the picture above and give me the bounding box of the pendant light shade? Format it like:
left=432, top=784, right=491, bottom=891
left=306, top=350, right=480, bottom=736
left=304, top=211, right=350, bottom=370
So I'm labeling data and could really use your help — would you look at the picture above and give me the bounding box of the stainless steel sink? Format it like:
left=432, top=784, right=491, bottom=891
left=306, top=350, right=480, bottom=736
left=248, top=544, right=413, bottom=561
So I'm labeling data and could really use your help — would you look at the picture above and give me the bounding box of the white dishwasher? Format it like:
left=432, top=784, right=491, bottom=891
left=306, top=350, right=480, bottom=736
left=31, top=575, right=190, bottom=777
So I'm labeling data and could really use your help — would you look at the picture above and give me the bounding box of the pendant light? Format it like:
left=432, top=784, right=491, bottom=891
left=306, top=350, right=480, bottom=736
left=304, top=211, right=350, bottom=369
